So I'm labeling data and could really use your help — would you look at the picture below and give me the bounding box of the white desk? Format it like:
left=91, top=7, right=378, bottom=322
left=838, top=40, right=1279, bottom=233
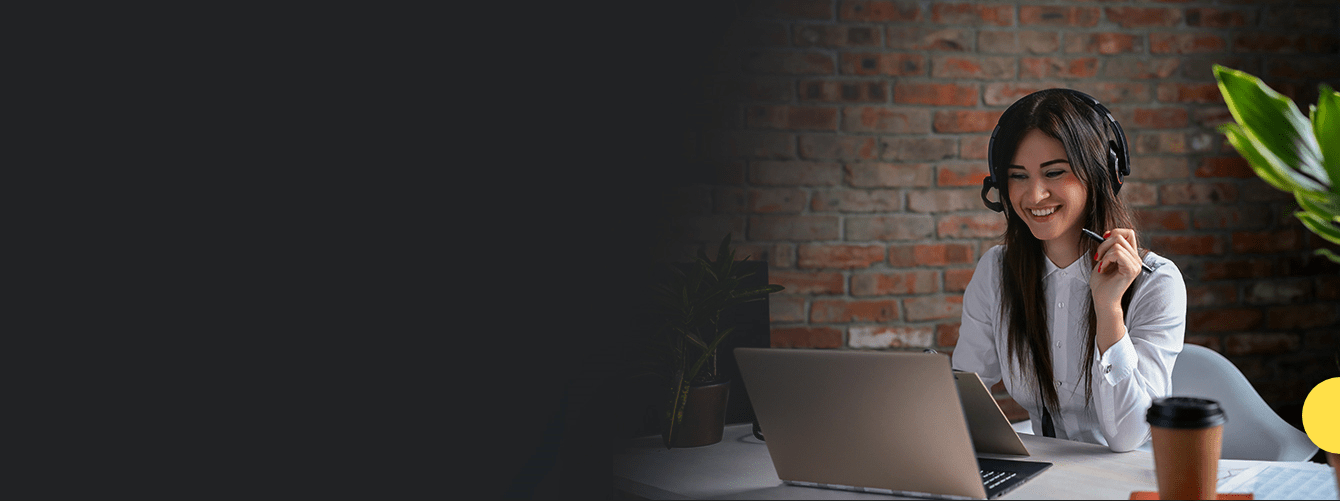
left=612, top=423, right=1327, bottom=500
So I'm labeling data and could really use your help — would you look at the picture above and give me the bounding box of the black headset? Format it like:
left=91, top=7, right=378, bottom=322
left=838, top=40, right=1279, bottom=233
left=981, top=89, right=1130, bottom=213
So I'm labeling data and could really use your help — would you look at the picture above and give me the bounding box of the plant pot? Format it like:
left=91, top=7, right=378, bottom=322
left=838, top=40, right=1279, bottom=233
left=666, top=379, right=731, bottom=448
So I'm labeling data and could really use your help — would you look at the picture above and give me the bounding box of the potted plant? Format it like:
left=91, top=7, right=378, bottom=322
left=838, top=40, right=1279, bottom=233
left=644, top=233, right=783, bottom=448
left=1214, top=64, right=1340, bottom=489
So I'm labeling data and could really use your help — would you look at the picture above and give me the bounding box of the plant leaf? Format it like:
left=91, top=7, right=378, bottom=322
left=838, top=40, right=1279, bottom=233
left=1219, top=122, right=1308, bottom=193
left=1297, top=210, right=1340, bottom=246
left=1313, top=83, right=1340, bottom=195
left=1214, top=64, right=1328, bottom=191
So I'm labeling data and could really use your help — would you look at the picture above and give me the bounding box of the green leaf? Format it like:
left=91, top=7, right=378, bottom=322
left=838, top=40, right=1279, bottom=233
left=1316, top=248, right=1340, bottom=265
left=1313, top=83, right=1340, bottom=195
left=1214, top=65, right=1328, bottom=191
left=1297, top=210, right=1340, bottom=246
left=1219, top=123, right=1303, bottom=193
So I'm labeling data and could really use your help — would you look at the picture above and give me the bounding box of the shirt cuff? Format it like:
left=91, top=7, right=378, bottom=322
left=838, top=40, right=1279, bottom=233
left=1096, top=331, right=1136, bottom=385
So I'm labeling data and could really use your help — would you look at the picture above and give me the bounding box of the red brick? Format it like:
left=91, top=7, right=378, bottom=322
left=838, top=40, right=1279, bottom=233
left=811, top=189, right=901, bottom=213
left=886, top=27, right=971, bottom=51
left=810, top=299, right=900, bottom=322
left=1063, top=32, right=1140, bottom=54
left=918, top=243, right=974, bottom=266
left=937, top=213, right=1007, bottom=239
left=769, top=295, right=807, bottom=323
left=851, top=270, right=940, bottom=295
left=933, top=110, right=1001, bottom=133
left=744, top=51, right=835, bottom=75
left=1071, top=82, right=1151, bottom=104
left=1020, top=57, right=1099, bottom=79
left=1194, top=156, right=1253, bottom=178
left=1225, top=333, right=1299, bottom=356
left=842, top=106, right=931, bottom=133
left=1185, top=8, right=1254, bottom=28
left=1232, top=34, right=1308, bottom=54
left=1020, top=5, right=1100, bottom=27
left=1104, top=58, right=1180, bottom=79
left=980, top=31, right=1061, bottom=55
left=1192, top=205, right=1270, bottom=230
left=1136, top=132, right=1188, bottom=154
left=1131, top=107, right=1189, bottom=129
left=799, top=134, right=879, bottom=160
left=984, top=82, right=1061, bottom=106
left=1317, top=277, right=1340, bottom=301
left=839, top=0, right=921, bottom=22
left=1121, top=181, right=1158, bottom=207
left=931, top=55, right=1016, bottom=79
left=1193, top=106, right=1235, bottom=129
left=1135, top=208, right=1190, bottom=231
left=794, top=24, right=880, bottom=48
left=733, top=243, right=796, bottom=269
left=931, top=3, right=1013, bottom=26
left=840, top=52, right=926, bottom=76
left=771, top=326, right=844, bottom=348
left=1185, top=284, right=1238, bottom=308
left=1245, top=279, right=1313, bottom=305
left=769, top=270, right=845, bottom=294
left=894, top=82, right=978, bottom=106
left=945, top=267, right=975, bottom=292
left=907, top=188, right=982, bottom=213
left=845, top=162, right=934, bottom=187
left=749, top=0, right=835, bottom=19
left=1105, top=7, right=1183, bottom=28
left=937, top=322, right=960, bottom=348
left=798, top=80, right=889, bottom=102
left=747, top=188, right=808, bottom=213
left=798, top=244, right=886, bottom=269
left=1200, top=258, right=1274, bottom=281
left=845, top=215, right=936, bottom=240
left=879, top=137, right=958, bottom=161
left=1157, top=83, right=1223, bottom=104
left=747, top=105, right=840, bottom=131
left=937, top=161, right=989, bottom=187
left=1187, top=308, right=1263, bottom=332
left=749, top=160, right=842, bottom=186
left=1232, top=229, right=1304, bottom=254
left=1150, top=33, right=1227, bottom=54
left=904, top=295, right=964, bottom=322
left=1152, top=235, right=1222, bottom=256
left=848, top=325, right=934, bottom=349
left=1126, top=156, right=1189, bottom=180
left=961, top=135, right=990, bottom=160
left=748, top=215, right=841, bottom=240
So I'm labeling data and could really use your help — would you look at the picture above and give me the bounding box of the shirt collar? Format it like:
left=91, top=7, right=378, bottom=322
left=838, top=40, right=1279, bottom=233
left=1044, top=251, right=1093, bottom=282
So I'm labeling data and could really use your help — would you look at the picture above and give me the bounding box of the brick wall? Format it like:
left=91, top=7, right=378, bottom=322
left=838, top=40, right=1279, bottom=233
left=648, top=0, right=1340, bottom=429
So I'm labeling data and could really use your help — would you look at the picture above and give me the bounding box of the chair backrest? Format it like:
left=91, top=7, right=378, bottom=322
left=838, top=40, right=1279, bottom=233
left=1171, top=344, right=1318, bottom=461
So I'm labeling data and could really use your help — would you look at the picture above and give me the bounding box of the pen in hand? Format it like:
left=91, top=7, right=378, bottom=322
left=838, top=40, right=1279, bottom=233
left=1082, top=228, right=1155, bottom=274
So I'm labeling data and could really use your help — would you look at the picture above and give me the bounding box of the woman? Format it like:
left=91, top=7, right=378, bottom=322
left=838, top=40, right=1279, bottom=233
left=951, top=89, right=1187, bottom=452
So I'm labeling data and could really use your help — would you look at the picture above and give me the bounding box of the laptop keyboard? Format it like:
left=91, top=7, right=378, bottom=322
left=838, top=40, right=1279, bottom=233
left=980, top=469, right=1017, bottom=491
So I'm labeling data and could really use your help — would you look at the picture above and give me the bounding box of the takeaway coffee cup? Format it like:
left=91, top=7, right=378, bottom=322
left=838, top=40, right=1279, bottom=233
left=1146, top=397, right=1228, bottom=500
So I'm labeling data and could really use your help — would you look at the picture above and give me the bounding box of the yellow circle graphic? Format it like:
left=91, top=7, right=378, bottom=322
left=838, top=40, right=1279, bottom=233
left=1303, top=377, right=1340, bottom=454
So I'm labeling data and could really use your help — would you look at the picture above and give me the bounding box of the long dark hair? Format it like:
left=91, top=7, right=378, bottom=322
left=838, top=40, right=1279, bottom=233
left=990, top=90, right=1144, bottom=417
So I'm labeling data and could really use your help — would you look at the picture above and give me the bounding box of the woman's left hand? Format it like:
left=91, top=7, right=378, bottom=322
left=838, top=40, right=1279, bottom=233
left=1090, top=228, right=1141, bottom=310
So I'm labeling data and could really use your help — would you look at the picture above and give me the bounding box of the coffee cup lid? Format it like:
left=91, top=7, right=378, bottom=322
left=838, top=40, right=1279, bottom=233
left=1146, top=397, right=1226, bottom=429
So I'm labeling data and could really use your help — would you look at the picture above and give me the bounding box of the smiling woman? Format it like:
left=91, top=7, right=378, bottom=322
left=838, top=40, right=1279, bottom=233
left=954, top=89, right=1189, bottom=453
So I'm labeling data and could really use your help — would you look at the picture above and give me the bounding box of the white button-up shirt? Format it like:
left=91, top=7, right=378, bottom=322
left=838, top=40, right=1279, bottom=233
left=952, top=245, right=1187, bottom=452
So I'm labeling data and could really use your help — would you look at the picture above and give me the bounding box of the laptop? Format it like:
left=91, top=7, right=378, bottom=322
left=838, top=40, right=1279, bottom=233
left=735, top=347, right=1051, bottom=499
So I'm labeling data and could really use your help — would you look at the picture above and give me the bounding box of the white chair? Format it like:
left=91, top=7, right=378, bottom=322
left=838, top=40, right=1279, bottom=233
left=1137, top=343, right=1318, bottom=461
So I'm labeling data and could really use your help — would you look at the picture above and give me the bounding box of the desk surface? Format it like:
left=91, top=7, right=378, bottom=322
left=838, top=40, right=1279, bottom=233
left=613, top=424, right=1283, bottom=500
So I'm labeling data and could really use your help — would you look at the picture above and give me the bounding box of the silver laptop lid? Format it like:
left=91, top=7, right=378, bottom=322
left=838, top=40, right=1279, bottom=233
left=735, top=348, right=987, bottom=499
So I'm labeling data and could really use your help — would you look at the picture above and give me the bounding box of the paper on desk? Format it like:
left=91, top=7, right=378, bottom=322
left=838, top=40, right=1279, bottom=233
left=1216, top=460, right=1337, bottom=500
